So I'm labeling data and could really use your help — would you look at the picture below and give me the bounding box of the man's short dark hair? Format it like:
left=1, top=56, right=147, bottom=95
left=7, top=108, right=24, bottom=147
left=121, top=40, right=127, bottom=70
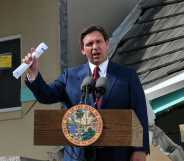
left=80, top=25, right=109, bottom=48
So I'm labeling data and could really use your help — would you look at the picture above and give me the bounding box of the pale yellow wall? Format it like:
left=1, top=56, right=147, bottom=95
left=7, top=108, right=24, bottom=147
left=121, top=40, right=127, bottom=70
left=0, top=0, right=60, bottom=83
left=67, top=0, right=138, bottom=66
left=0, top=102, right=60, bottom=160
left=0, top=0, right=60, bottom=160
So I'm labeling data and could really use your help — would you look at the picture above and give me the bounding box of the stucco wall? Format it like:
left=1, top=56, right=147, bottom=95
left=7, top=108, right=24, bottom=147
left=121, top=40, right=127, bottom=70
left=0, top=102, right=60, bottom=160
left=0, top=0, right=60, bottom=83
left=0, top=0, right=60, bottom=159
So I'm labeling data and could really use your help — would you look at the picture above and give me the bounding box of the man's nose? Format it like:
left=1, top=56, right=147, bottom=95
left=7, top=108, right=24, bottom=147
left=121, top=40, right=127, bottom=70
left=92, top=43, right=98, bottom=49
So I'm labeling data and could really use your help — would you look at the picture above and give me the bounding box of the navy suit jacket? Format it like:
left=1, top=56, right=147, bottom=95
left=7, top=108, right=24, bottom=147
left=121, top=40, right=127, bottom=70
left=26, top=61, right=149, bottom=161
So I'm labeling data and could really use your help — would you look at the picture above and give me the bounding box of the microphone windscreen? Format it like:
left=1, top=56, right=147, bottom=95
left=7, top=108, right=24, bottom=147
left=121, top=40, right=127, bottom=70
left=95, top=77, right=107, bottom=97
left=95, top=77, right=107, bottom=89
left=80, top=76, right=93, bottom=90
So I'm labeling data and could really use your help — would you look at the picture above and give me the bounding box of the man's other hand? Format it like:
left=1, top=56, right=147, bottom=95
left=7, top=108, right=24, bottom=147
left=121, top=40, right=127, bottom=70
left=130, top=151, right=146, bottom=161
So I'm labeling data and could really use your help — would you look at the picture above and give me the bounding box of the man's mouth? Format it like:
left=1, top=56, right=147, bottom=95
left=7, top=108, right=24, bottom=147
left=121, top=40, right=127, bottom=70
left=92, top=53, right=100, bottom=59
left=92, top=52, right=100, bottom=56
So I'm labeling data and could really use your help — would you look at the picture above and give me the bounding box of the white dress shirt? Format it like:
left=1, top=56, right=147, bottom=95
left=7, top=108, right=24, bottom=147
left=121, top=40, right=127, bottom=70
left=88, top=59, right=109, bottom=77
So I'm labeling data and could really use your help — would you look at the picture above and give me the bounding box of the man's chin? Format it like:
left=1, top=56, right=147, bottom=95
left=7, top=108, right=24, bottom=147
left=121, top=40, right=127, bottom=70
left=91, top=58, right=107, bottom=65
left=93, top=60, right=101, bottom=65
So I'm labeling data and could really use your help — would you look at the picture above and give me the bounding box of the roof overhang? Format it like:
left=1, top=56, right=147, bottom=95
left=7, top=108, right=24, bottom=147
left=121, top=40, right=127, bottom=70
left=145, top=72, right=184, bottom=100
left=144, top=72, right=184, bottom=113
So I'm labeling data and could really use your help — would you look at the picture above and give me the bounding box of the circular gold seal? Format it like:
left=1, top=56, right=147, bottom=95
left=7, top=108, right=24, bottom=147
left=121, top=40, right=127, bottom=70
left=62, top=104, right=103, bottom=146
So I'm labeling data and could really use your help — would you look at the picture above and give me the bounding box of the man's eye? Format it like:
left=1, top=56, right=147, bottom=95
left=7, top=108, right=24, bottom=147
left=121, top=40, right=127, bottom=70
left=86, top=43, right=92, bottom=46
left=96, top=40, right=102, bottom=44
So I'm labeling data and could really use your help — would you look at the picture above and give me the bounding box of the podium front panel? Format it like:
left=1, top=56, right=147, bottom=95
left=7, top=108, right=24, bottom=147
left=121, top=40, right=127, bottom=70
left=34, top=109, right=143, bottom=146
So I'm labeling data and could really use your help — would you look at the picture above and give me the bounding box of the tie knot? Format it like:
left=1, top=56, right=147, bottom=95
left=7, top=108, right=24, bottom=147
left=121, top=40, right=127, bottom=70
left=93, top=66, right=100, bottom=81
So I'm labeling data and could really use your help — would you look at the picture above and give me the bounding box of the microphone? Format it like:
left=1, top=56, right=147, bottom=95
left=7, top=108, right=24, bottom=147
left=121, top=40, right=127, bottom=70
left=94, top=77, right=107, bottom=108
left=95, top=77, right=107, bottom=98
left=80, top=76, right=94, bottom=104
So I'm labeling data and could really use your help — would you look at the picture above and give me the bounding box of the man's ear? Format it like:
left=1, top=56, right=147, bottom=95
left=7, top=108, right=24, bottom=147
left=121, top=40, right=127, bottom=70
left=106, top=40, right=109, bottom=48
left=81, top=47, right=86, bottom=56
left=82, top=52, right=86, bottom=56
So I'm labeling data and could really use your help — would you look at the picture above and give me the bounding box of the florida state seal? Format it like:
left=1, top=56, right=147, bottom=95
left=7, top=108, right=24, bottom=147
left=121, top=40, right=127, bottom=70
left=62, top=104, right=103, bottom=146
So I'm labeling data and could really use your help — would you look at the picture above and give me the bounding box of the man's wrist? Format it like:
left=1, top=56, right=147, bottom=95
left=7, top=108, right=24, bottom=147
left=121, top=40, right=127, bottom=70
left=26, top=70, right=38, bottom=82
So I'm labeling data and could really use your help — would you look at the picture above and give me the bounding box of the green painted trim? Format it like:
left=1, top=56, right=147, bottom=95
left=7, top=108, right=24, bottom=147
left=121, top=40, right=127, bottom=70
left=151, top=88, right=184, bottom=113
left=21, top=87, right=35, bottom=102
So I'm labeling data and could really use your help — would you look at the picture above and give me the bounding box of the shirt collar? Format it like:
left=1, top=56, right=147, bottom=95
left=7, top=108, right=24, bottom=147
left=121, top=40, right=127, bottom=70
left=88, top=59, right=109, bottom=77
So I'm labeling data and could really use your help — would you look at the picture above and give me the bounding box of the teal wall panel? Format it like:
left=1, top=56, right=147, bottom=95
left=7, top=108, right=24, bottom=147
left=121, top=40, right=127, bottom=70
left=151, top=88, right=184, bottom=113
left=21, top=87, right=35, bottom=102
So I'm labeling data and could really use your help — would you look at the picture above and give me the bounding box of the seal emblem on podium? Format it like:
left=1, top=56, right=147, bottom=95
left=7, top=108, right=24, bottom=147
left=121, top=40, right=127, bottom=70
left=62, top=104, right=103, bottom=146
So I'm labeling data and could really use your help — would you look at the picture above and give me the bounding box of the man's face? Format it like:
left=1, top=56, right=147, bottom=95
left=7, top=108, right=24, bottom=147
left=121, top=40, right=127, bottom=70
left=81, top=31, right=109, bottom=65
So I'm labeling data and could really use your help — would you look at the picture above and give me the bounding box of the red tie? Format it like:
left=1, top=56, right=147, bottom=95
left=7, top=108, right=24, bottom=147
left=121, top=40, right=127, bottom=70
left=92, top=66, right=100, bottom=81
left=92, top=66, right=102, bottom=108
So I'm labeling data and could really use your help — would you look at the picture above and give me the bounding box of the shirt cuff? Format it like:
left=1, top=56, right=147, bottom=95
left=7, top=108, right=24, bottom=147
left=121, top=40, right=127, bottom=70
left=26, top=73, right=36, bottom=82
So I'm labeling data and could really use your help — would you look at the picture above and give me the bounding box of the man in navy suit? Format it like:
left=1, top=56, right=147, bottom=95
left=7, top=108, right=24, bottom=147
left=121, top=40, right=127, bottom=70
left=24, top=25, right=149, bottom=161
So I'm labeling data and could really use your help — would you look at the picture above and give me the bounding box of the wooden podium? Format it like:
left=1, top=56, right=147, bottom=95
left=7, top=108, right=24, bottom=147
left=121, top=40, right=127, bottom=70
left=34, top=109, right=143, bottom=147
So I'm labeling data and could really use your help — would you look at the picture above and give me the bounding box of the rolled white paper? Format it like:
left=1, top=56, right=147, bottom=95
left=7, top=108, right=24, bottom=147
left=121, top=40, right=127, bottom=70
left=13, top=42, right=48, bottom=79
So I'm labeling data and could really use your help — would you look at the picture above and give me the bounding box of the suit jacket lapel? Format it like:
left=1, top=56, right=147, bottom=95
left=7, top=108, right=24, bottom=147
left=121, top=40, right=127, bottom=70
left=78, top=63, right=91, bottom=80
left=102, top=61, right=117, bottom=108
